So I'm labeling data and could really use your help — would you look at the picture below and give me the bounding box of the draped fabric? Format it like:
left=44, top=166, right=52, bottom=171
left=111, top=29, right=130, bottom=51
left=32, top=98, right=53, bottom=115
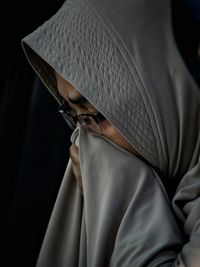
left=35, top=127, right=183, bottom=267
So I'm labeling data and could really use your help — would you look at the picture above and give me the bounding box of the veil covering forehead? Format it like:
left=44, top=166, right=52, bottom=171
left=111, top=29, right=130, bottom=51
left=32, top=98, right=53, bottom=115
left=21, top=0, right=200, bottom=185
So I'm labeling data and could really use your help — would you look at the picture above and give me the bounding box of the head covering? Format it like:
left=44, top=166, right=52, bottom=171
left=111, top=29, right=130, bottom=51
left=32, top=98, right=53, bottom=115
left=21, top=0, right=200, bottom=265
left=21, top=0, right=200, bottom=179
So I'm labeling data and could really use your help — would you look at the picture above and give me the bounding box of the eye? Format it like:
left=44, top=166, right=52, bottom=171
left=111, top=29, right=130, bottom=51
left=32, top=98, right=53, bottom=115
left=97, top=113, right=106, bottom=122
left=79, top=115, right=94, bottom=125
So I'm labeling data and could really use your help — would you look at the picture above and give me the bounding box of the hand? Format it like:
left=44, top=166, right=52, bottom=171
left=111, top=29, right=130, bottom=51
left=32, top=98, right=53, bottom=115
left=70, top=144, right=83, bottom=193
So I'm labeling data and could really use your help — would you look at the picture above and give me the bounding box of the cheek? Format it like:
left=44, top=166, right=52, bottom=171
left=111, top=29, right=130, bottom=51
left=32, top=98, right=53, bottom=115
left=102, top=123, right=138, bottom=155
left=113, top=134, right=136, bottom=154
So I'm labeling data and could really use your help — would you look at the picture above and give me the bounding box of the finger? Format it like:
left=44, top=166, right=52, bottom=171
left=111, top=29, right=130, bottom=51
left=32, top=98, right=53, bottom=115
left=70, top=144, right=80, bottom=167
left=70, top=144, right=83, bottom=193
left=72, top=164, right=83, bottom=193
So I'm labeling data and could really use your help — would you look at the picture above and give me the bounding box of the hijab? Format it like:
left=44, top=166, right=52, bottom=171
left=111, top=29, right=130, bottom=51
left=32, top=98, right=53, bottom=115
left=21, top=0, right=200, bottom=265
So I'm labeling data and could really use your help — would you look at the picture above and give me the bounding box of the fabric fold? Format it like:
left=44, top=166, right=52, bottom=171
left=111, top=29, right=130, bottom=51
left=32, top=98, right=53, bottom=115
left=36, top=128, right=183, bottom=267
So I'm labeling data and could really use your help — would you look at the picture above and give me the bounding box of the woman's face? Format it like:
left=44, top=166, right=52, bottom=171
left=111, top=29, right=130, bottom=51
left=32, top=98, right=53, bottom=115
left=55, top=71, right=140, bottom=156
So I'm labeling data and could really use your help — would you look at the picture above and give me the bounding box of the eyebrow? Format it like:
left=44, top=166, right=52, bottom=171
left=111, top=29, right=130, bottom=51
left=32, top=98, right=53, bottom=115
left=68, top=95, right=89, bottom=105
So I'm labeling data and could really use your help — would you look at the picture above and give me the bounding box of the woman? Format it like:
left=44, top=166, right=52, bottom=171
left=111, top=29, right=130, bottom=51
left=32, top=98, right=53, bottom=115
left=22, top=0, right=200, bottom=266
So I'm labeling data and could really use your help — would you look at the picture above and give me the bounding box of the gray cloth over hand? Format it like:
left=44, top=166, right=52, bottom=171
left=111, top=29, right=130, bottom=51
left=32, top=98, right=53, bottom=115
left=21, top=0, right=200, bottom=266
left=36, top=127, right=182, bottom=267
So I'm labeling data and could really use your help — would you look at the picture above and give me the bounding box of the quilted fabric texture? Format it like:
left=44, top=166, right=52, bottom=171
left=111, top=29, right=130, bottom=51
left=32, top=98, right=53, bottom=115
left=22, top=0, right=158, bottom=167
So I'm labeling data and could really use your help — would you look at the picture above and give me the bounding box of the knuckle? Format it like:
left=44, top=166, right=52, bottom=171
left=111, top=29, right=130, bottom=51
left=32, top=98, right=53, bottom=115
left=70, top=144, right=79, bottom=164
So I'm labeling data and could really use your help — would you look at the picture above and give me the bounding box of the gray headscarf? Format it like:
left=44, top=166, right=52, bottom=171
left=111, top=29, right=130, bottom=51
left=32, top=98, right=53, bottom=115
left=21, top=0, right=200, bottom=266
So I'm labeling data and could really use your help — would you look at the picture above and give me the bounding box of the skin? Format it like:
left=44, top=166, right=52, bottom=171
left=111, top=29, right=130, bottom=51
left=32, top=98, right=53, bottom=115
left=55, top=72, right=140, bottom=192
